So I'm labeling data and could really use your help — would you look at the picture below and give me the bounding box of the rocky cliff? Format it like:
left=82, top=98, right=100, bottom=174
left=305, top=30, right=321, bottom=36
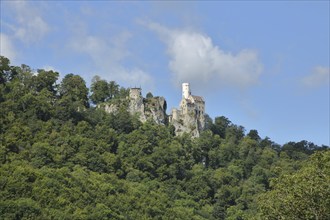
left=101, top=96, right=167, bottom=125
left=142, top=96, right=167, bottom=125
left=170, top=110, right=205, bottom=137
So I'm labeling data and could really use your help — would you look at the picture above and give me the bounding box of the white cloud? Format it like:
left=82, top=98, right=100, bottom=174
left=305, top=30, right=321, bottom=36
left=301, top=66, right=330, bottom=88
left=0, top=33, right=16, bottom=61
left=115, top=67, right=154, bottom=88
left=70, top=35, right=107, bottom=58
left=68, top=26, right=153, bottom=89
left=143, top=22, right=263, bottom=90
left=6, top=1, right=50, bottom=43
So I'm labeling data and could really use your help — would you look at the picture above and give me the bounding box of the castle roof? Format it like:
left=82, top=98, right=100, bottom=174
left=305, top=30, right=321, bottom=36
left=182, top=98, right=193, bottom=104
left=191, top=95, right=204, bottom=103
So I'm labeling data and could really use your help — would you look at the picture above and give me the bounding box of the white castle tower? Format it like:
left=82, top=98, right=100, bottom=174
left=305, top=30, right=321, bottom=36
left=182, top=83, right=191, bottom=99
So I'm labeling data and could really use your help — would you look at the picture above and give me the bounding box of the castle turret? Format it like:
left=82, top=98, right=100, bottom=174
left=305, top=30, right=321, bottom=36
left=129, top=88, right=142, bottom=99
left=182, top=83, right=191, bottom=99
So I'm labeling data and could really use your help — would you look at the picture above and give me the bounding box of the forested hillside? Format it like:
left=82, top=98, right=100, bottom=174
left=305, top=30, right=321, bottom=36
left=0, top=56, right=329, bottom=219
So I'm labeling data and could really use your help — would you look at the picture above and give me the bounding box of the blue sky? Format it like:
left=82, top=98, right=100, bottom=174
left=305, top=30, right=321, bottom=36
left=1, top=1, right=329, bottom=146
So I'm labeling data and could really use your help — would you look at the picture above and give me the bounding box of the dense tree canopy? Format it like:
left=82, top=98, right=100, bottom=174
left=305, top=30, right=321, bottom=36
left=90, top=75, right=112, bottom=104
left=257, top=151, right=330, bottom=220
left=0, top=56, right=328, bottom=219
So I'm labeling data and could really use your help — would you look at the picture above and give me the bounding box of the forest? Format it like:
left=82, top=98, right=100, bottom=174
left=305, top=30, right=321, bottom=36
left=0, top=55, right=329, bottom=219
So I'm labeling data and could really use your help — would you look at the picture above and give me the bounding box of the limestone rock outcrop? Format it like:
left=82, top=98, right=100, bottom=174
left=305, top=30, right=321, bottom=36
left=128, top=91, right=167, bottom=125
left=128, top=93, right=146, bottom=122
left=143, top=96, right=167, bottom=124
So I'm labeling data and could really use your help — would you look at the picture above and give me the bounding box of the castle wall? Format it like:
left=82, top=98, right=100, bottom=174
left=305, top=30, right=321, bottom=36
left=195, top=102, right=205, bottom=115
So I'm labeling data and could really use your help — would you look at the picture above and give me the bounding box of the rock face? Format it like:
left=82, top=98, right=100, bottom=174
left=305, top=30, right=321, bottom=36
left=100, top=88, right=167, bottom=125
left=103, top=103, right=118, bottom=113
left=143, top=96, right=167, bottom=124
left=127, top=88, right=167, bottom=125
left=128, top=92, right=146, bottom=122
left=170, top=110, right=205, bottom=137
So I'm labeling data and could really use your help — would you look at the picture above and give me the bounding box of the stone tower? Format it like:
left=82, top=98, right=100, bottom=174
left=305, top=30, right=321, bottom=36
left=129, top=88, right=142, bottom=99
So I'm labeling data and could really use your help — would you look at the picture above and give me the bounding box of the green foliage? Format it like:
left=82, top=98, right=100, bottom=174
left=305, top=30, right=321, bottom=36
left=0, top=55, right=11, bottom=84
left=34, top=69, right=59, bottom=94
left=146, top=92, right=153, bottom=98
left=247, top=129, right=261, bottom=142
left=90, top=75, right=111, bottom=104
left=211, top=116, right=231, bottom=138
left=89, top=75, right=129, bottom=105
left=0, top=56, right=328, bottom=219
left=257, top=151, right=330, bottom=220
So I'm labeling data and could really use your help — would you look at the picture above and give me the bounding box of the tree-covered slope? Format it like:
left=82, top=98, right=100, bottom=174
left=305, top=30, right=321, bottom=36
left=0, top=56, right=329, bottom=219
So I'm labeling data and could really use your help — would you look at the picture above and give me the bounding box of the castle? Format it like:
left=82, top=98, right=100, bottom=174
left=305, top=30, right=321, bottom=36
left=169, top=83, right=205, bottom=137
left=102, top=83, right=205, bottom=137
